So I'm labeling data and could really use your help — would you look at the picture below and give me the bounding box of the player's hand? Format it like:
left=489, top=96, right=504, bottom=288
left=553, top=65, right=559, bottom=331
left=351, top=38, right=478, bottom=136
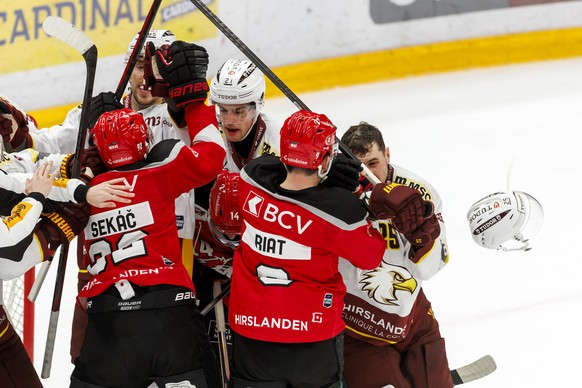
left=87, top=92, right=123, bottom=129
left=370, top=182, right=440, bottom=246
left=406, top=213, right=441, bottom=247
left=86, top=177, right=135, bottom=208
left=324, top=154, right=363, bottom=192
left=36, top=202, right=91, bottom=258
left=144, top=41, right=173, bottom=97
left=153, top=40, right=210, bottom=107
left=61, top=146, right=107, bottom=181
left=369, top=183, right=427, bottom=233
left=25, top=161, right=55, bottom=197
left=0, top=96, right=32, bottom=151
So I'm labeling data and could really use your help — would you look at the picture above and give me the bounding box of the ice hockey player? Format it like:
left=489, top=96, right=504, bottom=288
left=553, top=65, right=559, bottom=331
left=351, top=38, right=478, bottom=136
left=340, top=121, right=453, bottom=388
left=0, top=150, right=133, bottom=388
left=191, top=59, right=283, bottom=365
left=193, top=58, right=283, bottom=276
left=70, top=39, right=226, bottom=388
left=227, top=110, right=385, bottom=387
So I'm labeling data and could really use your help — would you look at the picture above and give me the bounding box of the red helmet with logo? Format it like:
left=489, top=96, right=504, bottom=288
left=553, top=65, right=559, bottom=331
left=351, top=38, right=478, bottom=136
left=92, top=108, right=150, bottom=169
left=280, top=110, right=338, bottom=171
left=210, top=169, right=242, bottom=236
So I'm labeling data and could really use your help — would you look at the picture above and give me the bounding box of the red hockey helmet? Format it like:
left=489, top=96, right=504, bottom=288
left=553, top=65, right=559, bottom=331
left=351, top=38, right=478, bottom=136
left=280, top=110, right=338, bottom=172
left=210, top=169, right=242, bottom=236
left=92, top=108, right=149, bottom=169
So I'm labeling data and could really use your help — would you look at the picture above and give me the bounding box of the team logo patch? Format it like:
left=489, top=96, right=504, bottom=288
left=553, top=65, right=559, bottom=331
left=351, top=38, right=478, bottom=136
left=176, top=215, right=184, bottom=230
left=243, top=191, right=264, bottom=217
left=323, top=293, right=333, bottom=308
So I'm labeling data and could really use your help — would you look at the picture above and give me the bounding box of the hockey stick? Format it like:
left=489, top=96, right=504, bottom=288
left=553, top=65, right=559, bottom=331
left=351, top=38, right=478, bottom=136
left=201, top=280, right=231, bottom=317
left=213, top=280, right=230, bottom=387
left=27, top=258, right=51, bottom=302
left=41, top=16, right=98, bottom=378
left=187, top=0, right=380, bottom=185
left=115, top=0, right=162, bottom=101
left=451, top=355, right=497, bottom=384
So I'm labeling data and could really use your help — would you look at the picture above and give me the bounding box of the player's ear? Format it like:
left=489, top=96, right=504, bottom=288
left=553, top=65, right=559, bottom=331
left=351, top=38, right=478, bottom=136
left=321, top=154, right=332, bottom=175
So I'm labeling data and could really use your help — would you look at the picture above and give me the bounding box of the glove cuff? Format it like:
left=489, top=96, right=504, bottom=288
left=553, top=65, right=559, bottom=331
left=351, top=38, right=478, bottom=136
left=60, top=153, right=74, bottom=179
left=10, top=130, right=32, bottom=152
left=169, top=79, right=209, bottom=107
left=43, top=211, right=76, bottom=242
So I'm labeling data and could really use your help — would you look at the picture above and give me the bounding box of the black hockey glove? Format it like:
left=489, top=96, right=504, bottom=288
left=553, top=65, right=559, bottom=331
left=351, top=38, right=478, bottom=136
left=153, top=40, right=210, bottom=107
left=324, top=153, right=363, bottom=192
left=87, top=92, right=123, bottom=130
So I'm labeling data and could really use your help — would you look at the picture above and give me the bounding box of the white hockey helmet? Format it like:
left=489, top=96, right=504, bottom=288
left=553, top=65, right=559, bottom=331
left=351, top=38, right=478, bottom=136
left=124, top=29, right=176, bottom=63
left=467, top=191, right=543, bottom=251
left=210, top=59, right=266, bottom=112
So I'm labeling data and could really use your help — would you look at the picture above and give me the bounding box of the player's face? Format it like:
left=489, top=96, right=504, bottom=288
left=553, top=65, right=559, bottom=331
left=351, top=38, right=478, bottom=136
left=129, top=58, right=163, bottom=111
left=215, top=103, right=258, bottom=142
left=356, top=142, right=390, bottom=183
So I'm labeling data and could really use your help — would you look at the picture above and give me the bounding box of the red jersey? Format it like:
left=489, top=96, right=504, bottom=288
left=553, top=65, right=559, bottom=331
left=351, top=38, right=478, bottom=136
left=78, top=105, right=225, bottom=304
left=228, top=156, right=385, bottom=343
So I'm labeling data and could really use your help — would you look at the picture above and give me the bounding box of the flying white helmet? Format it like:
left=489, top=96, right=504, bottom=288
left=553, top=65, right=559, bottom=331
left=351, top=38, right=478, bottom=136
left=209, top=59, right=266, bottom=112
left=124, top=29, right=176, bottom=63
left=467, top=191, right=543, bottom=251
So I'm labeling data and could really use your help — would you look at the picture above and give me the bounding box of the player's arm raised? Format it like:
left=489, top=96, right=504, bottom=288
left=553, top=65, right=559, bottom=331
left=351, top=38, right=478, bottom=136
left=151, top=40, right=226, bottom=185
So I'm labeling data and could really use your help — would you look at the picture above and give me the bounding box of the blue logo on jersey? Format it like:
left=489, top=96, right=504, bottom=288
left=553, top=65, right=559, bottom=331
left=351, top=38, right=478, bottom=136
left=323, top=293, right=333, bottom=308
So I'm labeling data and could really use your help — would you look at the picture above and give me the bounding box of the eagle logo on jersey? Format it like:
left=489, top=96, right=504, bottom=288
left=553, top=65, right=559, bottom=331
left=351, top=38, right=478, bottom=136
left=361, top=263, right=417, bottom=306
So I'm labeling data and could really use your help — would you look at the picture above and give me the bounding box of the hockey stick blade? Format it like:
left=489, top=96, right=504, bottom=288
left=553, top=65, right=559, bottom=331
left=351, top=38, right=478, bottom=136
left=451, top=355, right=497, bottom=385
left=42, top=16, right=94, bottom=56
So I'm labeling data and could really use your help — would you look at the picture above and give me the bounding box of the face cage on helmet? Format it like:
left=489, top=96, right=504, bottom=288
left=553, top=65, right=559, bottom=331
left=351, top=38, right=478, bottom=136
left=318, top=140, right=339, bottom=180
left=207, top=218, right=241, bottom=250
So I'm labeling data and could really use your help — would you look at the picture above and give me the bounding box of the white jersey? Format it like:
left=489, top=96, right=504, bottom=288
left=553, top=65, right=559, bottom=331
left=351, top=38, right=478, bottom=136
left=0, top=195, right=44, bottom=280
left=193, top=113, right=282, bottom=273
left=27, top=96, right=195, bottom=239
left=223, top=113, right=281, bottom=172
left=339, top=163, right=449, bottom=345
left=0, top=170, right=86, bottom=204
left=0, top=172, right=84, bottom=280
left=0, top=148, right=66, bottom=175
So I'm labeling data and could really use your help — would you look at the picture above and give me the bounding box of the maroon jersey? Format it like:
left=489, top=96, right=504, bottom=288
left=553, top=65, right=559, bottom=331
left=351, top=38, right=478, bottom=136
left=78, top=107, right=225, bottom=304
left=228, top=156, right=385, bottom=343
